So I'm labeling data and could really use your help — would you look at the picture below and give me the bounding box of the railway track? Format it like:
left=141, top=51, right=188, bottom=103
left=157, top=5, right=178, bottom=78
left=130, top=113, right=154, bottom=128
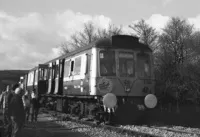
left=149, top=126, right=200, bottom=136
left=120, top=125, right=200, bottom=137
left=41, top=108, right=200, bottom=137
left=41, top=109, right=159, bottom=137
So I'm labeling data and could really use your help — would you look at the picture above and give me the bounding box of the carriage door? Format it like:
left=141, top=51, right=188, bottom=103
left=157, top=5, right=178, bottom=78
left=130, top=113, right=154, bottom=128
left=47, top=63, right=53, bottom=94
left=59, top=59, right=64, bottom=95
left=89, top=48, right=97, bottom=95
left=38, top=65, right=48, bottom=95
left=34, top=69, right=39, bottom=93
left=54, top=60, right=60, bottom=94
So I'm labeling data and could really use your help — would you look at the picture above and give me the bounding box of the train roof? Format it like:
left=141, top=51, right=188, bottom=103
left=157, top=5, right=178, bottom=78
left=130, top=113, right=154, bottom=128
left=44, top=35, right=152, bottom=64
left=28, top=64, right=49, bottom=72
left=44, top=44, right=92, bottom=64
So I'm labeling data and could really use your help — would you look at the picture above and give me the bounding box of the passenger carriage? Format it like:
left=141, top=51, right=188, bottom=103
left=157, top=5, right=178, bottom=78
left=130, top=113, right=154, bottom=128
left=21, top=35, right=158, bottom=124
left=26, top=64, right=48, bottom=95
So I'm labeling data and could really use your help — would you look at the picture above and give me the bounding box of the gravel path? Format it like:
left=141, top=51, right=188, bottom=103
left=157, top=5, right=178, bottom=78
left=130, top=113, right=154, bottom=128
left=22, top=113, right=89, bottom=137
left=50, top=117, right=138, bottom=137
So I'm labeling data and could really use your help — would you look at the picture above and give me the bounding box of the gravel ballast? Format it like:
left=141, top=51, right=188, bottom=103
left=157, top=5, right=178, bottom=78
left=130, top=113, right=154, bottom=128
left=41, top=109, right=200, bottom=137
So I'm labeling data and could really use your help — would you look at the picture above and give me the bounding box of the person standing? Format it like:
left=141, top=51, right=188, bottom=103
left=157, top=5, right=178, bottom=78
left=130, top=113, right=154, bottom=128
left=30, top=89, right=40, bottom=123
left=10, top=87, right=25, bottom=137
left=22, top=90, right=31, bottom=125
left=0, top=85, right=14, bottom=137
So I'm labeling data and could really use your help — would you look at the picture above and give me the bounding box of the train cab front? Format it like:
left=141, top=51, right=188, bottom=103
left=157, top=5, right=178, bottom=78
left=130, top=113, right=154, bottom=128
left=115, top=51, right=157, bottom=124
left=95, top=36, right=157, bottom=124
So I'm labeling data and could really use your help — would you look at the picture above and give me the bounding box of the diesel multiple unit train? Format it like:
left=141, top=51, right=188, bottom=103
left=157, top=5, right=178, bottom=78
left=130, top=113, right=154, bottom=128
left=20, top=35, right=158, bottom=124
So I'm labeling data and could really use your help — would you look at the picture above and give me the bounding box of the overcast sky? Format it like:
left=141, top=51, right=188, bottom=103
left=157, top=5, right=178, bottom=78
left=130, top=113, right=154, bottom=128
left=0, top=0, right=200, bottom=70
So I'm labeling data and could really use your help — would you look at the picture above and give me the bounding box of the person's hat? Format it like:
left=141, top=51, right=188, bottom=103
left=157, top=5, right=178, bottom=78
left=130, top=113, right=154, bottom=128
left=12, top=83, right=20, bottom=91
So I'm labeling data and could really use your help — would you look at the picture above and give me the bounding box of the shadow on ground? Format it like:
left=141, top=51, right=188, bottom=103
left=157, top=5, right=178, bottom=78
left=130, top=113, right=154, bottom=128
left=114, top=104, right=200, bottom=128
left=21, top=114, right=89, bottom=137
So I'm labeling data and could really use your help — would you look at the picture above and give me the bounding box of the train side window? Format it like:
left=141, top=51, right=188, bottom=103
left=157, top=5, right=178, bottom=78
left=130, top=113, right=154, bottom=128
left=53, top=68, right=55, bottom=79
left=28, top=71, right=34, bottom=86
left=70, top=61, right=74, bottom=75
left=39, top=68, right=44, bottom=80
left=34, top=70, right=38, bottom=84
left=27, top=73, right=31, bottom=85
left=74, top=56, right=81, bottom=75
left=29, top=73, right=32, bottom=85
left=42, top=69, right=44, bottom=78
left=47, top=69, right=49, bottom=79
left=49, top=67, right=52, bottom=79
left=52, top=64, right=56, bottom=79
left=28, top=73, right=30, bottom=85
left=59, top=62, right=63, bottom=78
left=44, top=69, right=48, bottom=80
left=55, top=64, right=59, bottom=78
left=32, top=72, right=34, bottom=84
left=40, top=69, right=42, bottom=80
left=30, top=72, right=33, bottom=85
left=85, top=54, right=90, bottom=75
left=64, top=60, right=71, bottom=77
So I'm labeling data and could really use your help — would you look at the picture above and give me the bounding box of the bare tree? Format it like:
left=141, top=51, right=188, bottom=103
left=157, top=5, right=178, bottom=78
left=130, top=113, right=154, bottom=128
left=157, top=17, right=194, bottom=83
left=159, top=17, right=194, bottom=65
left=60, top=22, right=124, bottom=54
left=78, top=21, right=99, bottom=47
left=187, top=31, right=200, bottom=63
left=59, top=22, right=98, bottom=55
left=155, top=17, right=200, bottom=111
left=129, top=19, right=158, bottom=51
left=97, top=24, right=123, bottom=38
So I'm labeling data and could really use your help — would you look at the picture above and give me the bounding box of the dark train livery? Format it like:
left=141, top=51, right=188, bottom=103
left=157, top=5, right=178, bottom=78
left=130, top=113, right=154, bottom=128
left=20, top=35, right=157, bottom=123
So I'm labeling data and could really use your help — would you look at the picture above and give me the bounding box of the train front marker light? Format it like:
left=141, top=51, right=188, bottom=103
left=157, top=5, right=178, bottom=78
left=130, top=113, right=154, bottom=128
left=144, top=94, right=157, bottom=109
left=103, top=93, right=117, bottom=109
left=125, top=87, right=131, bottom=93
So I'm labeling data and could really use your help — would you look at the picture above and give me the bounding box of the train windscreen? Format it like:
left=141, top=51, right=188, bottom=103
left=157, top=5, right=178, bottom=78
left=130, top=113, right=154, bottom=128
left=118, top=52, right=135, bottom=77
left=137, top=53, right=151, bottom=78
left=99, top=50, right=116, bottom=76
left=64, top=60, right=70, bottom=77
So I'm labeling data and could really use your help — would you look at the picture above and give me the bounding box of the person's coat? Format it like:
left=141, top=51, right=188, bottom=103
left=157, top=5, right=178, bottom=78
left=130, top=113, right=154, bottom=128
left=10, top=94, right=25, bottom=123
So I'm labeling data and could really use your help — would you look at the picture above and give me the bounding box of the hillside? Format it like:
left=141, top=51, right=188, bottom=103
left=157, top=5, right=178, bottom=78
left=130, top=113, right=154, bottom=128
left=0, top=70, right=28, bottom=91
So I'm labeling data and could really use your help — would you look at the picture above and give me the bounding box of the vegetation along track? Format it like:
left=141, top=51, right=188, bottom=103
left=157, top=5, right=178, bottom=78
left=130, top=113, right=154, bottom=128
left=40, top=108, right=200, bottom=137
